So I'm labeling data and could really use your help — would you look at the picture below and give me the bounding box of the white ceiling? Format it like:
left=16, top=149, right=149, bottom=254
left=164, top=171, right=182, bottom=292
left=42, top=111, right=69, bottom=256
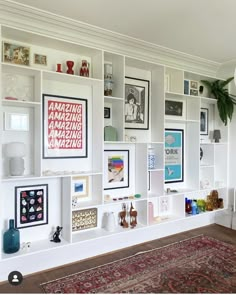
left=10, top=0, right=236, bottom=64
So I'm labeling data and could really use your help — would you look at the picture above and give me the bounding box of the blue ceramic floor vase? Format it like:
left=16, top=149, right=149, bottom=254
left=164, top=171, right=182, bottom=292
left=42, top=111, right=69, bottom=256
left=3, top=219, right=20, bottom=254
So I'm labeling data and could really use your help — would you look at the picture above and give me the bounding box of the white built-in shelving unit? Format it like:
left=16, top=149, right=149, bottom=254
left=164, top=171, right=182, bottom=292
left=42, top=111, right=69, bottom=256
left=0, top=17, right=230, bottom=281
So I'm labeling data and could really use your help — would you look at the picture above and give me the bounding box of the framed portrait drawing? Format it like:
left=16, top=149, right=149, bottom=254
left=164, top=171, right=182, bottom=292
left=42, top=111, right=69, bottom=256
left=125, top=77, right=149, bottom=130
left=200, top=108, right=208, bottom=135
left=15, top=184, right=48, bottom=229
left=104, top=149, right=129, bottom=190
left=43, top=94, right=87, bottom=158
left=165, top=129, right=184, bottom=183
left=165, top=98, right=186, bottom=120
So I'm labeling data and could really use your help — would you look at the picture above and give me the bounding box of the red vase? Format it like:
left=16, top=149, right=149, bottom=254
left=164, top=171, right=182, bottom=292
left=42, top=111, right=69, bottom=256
left=56, top=64, right=62, bottom=73
left=66, top=60, right=74, bottom=75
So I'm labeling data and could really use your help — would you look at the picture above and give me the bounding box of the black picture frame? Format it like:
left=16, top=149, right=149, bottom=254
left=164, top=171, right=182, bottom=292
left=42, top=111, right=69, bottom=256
left=15, top=184, right=48, bottom=229
left=165, top=128, right=184, bottom=183
left=125, top=77, right=149, bottom=130
left=104, top=149, right=130, bottom=190
left=42, top=94, right=88, bottom=159
left=200, top=108, right=208, bottom=135
left=104, top=107, right=111, bottom=119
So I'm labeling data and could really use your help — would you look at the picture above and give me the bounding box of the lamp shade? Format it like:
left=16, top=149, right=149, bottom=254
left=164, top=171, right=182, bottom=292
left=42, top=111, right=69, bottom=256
left=5, top=142, right=26, bottom=157
left=213, top=130, right=221, bottom=143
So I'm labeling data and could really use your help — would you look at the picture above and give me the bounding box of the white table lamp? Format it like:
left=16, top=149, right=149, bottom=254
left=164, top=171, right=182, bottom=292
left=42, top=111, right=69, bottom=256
left=5, top=142, right=26, bottom=176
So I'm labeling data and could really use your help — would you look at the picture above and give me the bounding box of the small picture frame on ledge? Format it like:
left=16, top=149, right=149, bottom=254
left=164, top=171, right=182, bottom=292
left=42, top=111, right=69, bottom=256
left=104, top=107, right=111, bottom=119
left=34, top=53, right=47, bottom=65
left=3, top=41, right=30, bottom=66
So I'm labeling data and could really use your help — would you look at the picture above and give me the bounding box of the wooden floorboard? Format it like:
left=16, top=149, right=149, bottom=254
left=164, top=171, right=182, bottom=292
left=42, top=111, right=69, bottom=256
left=0, top=224, right=236, bottom=293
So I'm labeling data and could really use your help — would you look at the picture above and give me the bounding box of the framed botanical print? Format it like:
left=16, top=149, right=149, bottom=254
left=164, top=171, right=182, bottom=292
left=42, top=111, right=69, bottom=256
left=165, top=129, right=184, bottom=183
left=43, top=94, right=88, bottom=158
left=15, top=184, right=48, bottom=229
left=104, top=149, right=129, bottom=190
left=125, top=77, right=149, bottom=130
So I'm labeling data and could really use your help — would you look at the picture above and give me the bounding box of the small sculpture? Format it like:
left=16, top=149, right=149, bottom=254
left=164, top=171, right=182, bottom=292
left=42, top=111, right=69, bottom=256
left=130, top=202, right=137, bottom=228
left=51, top=226, right=63, bottom=243
left=119, top=203, right=129, bottom=228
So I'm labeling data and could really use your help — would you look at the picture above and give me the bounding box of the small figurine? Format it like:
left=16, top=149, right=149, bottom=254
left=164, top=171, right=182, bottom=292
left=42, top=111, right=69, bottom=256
left=51, top=226, right=63, bottom=243
left=119, top=203, right=129, bottom=228
left=130, top=202, right=137, bottom=228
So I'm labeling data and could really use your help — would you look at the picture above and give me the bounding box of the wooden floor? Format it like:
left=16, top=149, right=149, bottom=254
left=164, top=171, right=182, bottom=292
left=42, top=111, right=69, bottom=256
left=0, top=224, right=236, bottom=293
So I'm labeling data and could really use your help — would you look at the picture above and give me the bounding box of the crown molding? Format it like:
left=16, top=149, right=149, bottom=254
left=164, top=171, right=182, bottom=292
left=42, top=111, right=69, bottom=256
left=0, top=0, right=220, bottom=76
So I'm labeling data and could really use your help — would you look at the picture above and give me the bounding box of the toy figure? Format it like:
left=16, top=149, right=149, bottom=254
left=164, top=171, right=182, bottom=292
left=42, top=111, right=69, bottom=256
left=51, top=226, right=63, bottom=243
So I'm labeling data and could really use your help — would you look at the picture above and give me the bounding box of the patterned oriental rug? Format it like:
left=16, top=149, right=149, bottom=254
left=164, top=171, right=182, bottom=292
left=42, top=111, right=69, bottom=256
left=41, top=235, right=236, bottom=293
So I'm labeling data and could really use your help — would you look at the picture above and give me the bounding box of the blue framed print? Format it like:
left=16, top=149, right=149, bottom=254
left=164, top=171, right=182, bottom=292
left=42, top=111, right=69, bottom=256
left=165, top=129, right=184, bottom=183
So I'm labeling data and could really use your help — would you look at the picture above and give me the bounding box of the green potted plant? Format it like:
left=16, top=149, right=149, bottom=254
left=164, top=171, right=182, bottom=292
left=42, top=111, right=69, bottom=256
left=201, top=77, right=236, bottom=125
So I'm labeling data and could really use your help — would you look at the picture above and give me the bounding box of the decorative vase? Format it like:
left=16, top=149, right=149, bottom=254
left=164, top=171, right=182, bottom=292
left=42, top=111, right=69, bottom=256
left=148, top=148, right=156, bottom=169
left=80, top=60, right=89, bottom=77
left=56, top=63, right=62, bottom=73
left=3, top=219, right=20, bottom=254
left=66, top=60, right=74, bottom=75
left=104, top=212, right=116, bottom=232
left=148, top=202, right=154, bottom=224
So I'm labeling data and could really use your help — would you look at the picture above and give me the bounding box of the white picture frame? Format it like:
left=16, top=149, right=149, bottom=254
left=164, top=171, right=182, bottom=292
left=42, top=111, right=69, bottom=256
left=4, top=112, right=29, bottom=131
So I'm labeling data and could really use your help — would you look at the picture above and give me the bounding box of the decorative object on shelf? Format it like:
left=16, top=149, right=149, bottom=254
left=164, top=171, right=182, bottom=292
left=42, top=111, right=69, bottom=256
left=164, top=74, right=170, bottom=92
left=125, top=77, right=149, bottom=130
left=104, top=149, right=129, bottom=190
left=165, top=129, right=184, bottom=183
left=200, top=147, right=203, bottom=160
left=104, top=62, right=113, bottom=96
left=199, top=85, right=204, bottom=95
left=184, top=79, right=189, bottom=95
left=200, top=108, right=208, bottom=135
left=50, top=226, right=63, bottom=243
left=34, top=53, right=47, bottom=65
left=103, top=212, right=116, bottom=232
left=200, top=179, right=210, bottom=189
left=5, top=142, right=26, bottom=176
left=165, top=98, right=186, bottom=120
left=15, top=184, right=48, bottom=229
left=148, top=147, right=156, bottom=169
left=3, top=219, right=20, bottom=254
left=213, top=129, right=221, bottom=143
left=134, top=193, right=141, bottom=198
left=66, top=60, right=74, bottom=74
left=185, top=198, right=192, bottom=214
left=119, top=203, right=129, bottom=228
left=159, top=196, right=170, bottom=216
left=3, top=41, right=30, bottom=66
left=201, top=77, right=235, bottom=126
left=72, top=208, right=97, bottom=231
left=104, top=107, right=111, bottom=119
left=130, top=136, right=136, bottom=142
left=104, top=126, right=117, bottom=141
left=130, top=202, right=137, bottom=228
left=56, top=63, right=62, bottom=73
left=43, top=94, right=88, bottom=158
left=71, top=176, right=90, bottom=202
left=218, top=198, right=224, bottom=209
left=190, top=80, right=199, bottom=96
left=191, top=200, right=199, bottom=215
left=197, top=199, right=206, bottom=213
left=21, top=241, right=31, bottom=251
left=148, top=202, right=154, bottom=224
left=4, top=112, right=29, bottom=131
left=80, top=60, right=89, bottom=77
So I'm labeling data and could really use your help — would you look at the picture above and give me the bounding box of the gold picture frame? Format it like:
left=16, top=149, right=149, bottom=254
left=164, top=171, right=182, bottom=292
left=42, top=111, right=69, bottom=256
left=3, top=41, right=30, bottom=66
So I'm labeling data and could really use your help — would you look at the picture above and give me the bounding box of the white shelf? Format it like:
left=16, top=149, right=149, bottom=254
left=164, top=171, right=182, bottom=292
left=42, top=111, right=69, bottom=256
left=104, top=95, right=124, bottom=101
left=148, top=168, right=164, bottom=172
left=1, top=238, right=69, bottom=260
left=2, top=99, right=41, bottom=107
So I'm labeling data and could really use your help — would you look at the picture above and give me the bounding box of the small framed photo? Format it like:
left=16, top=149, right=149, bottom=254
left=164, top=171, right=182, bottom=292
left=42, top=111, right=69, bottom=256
left=71, top=176, right=90, bottom=202
left=190, top=89, right=199, bottom=96
left=104, top=107, right=111, bottom=119
left=200, top=108, right=208, bottom=135
left=34, top=53, right=47, bottom=65
left=190, top=80, right=198, bottom=89
left=104, top=149, right=129, bottom=190
left=15, top=184, right=48, bottom=229
left=165, top=98, right=186, bottom=120
left=3, top=41, right=30, bottom=66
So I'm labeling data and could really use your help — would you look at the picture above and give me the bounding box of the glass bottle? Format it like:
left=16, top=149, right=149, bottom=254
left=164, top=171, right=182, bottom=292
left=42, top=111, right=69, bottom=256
left=3, top=219, right=20, bottom=254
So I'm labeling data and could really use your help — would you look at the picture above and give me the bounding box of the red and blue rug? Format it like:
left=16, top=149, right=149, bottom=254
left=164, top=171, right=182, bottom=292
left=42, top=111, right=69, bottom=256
left=41, top=235, right=236, bottom=293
